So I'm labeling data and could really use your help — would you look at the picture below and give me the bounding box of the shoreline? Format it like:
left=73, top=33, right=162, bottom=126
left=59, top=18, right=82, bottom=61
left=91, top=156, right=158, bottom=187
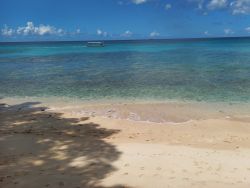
left=2, top=95, right=250, bottom=104
left=1, top=97, right=250, bottom=187
left=1, top=96, right=250, bottom=124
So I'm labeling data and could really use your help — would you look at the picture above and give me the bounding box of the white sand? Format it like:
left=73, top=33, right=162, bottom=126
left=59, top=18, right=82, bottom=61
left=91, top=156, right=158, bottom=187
left=1, top=98, right=250, bottom=188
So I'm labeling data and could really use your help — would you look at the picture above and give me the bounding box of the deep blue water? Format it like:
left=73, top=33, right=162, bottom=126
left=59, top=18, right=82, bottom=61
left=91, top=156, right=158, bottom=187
left=1, top=38, right=250, bottom=102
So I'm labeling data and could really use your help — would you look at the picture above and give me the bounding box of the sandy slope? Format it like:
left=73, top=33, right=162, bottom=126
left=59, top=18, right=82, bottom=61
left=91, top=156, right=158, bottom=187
left=1, top=99, right=250, bottom=188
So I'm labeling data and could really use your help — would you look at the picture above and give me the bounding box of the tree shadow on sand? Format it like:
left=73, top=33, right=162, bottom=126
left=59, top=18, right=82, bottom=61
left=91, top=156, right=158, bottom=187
left=0, top=102, right=127, bottom=188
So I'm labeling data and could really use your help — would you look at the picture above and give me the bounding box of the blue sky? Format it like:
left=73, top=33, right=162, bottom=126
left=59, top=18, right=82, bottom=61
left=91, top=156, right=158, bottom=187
left=1, top=0, right=250, bottom=41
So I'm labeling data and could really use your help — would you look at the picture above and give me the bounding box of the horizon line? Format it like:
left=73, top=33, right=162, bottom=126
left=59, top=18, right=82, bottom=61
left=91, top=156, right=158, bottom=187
left=1, top=36, right=250, bottom=43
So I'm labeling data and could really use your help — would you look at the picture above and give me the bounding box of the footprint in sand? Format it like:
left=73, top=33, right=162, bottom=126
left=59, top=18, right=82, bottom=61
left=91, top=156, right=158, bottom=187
left=123, top=172, right=128, bottom=175
left=124, top=163, right=129, bottom=167
left=156, top=167, right=162, bottom=170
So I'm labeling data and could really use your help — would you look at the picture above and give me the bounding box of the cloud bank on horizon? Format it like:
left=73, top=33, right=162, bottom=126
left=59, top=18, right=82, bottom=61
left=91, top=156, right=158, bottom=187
left=1, top=0, right=250, bottom=41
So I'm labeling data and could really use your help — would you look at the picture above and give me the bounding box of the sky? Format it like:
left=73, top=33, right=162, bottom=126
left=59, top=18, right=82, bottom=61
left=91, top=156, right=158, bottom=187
left=1, top=0, right=250, bottom=41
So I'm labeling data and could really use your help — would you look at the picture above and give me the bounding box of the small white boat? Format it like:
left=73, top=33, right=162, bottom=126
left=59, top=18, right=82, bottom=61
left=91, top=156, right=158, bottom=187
left=86, top=41, right=104, bottom=47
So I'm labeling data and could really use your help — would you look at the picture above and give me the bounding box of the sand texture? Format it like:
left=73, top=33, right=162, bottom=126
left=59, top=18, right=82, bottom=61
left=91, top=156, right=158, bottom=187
left=1, top=99, right=250, bottom=188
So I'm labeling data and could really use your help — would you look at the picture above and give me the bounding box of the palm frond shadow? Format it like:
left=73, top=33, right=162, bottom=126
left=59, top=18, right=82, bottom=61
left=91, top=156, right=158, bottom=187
left=0, top=101, right=128, bottom=188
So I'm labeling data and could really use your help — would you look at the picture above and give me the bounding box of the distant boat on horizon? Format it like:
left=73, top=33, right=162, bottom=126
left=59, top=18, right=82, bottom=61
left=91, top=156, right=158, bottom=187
left=86, top=41, right=104, bottom=47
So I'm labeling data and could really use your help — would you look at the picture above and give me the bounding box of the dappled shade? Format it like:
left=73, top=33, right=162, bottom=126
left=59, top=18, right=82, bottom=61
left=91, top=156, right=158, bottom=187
left=0, top=102, right=127, bottom=188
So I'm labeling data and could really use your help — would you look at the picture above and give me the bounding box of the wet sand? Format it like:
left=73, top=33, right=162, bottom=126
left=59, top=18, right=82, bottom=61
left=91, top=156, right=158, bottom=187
left=1, top=98, right=250, bottom=187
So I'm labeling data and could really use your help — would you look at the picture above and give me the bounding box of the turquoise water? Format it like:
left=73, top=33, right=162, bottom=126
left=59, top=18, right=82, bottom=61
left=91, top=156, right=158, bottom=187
left=1, top=38, right=250, bottom=102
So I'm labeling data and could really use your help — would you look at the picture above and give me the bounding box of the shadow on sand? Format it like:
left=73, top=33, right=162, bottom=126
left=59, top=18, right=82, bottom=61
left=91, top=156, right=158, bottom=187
left=0, top=102, right=127, bottom=188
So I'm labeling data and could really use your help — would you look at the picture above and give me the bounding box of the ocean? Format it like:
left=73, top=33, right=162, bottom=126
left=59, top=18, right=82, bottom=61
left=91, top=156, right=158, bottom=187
left=1, top=38, right=250, bottom=103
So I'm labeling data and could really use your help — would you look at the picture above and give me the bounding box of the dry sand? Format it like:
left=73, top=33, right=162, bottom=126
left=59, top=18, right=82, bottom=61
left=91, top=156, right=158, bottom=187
left=1, top=98, right=250, bottom=188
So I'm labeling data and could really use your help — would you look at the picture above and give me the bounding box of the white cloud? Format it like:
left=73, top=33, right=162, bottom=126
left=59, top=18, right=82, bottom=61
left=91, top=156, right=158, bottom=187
left=1, top=25, right=14, bottom=36
left=16, top=22, right=64, bottom=36
left=121, top=30, right=133, bottom=37
left=204, top=31, right=209, bottom=35
left=245, top=27, right=250, bottom=32
left=149, top=31, right=160, bottom=37
left=207, top=0, right=228, bottom=10
left=131, top=0, right=147, bottom=5
left=224, top=28, right=234, bottom=35
left=57, top=29, right=64, bottom=35
left=165, top=4, right=172, bottom=10
left=188, top=0, right=250, bottom=14
left=76, top=29, right=81, bottom=34
left=230, top=0, right=250, bottom=14
left=97, top=29, right=102, bottom=35
left=37, top=25, right=56, bottom=35
left=97, top=29, right=108, bottom=37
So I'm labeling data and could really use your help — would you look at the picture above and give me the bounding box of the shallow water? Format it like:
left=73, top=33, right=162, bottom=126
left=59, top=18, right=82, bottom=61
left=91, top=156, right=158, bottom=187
left=1, top=38, right=250, bottom=102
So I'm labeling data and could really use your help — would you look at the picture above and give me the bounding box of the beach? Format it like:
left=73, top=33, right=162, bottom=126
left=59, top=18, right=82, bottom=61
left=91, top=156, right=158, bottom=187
left=2, top=0, right=250, bottom=186
left=1, top=98, right=250, bottom=188
left=1, top=39, right=250, bottom=187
